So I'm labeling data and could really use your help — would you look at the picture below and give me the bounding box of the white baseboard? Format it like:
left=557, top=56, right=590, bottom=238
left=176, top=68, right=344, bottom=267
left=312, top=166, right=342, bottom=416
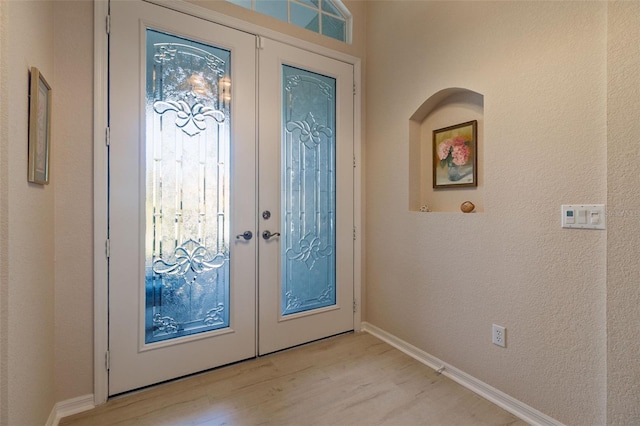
left=361, top=322, right=563, bottom=426
left=46, top=394, right=95, bottom=426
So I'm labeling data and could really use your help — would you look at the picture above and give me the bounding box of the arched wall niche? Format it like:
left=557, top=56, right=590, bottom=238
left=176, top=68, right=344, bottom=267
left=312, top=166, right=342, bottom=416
left=409, top=87, right=485, bottom=213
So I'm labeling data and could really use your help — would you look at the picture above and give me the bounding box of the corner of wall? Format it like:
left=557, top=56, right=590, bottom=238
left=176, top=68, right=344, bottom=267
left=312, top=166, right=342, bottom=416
left=606, top=2, right=640, bottom=424
left=0, top=0, right=9, bottom=423
left=52, top=0, right=96, bottom=403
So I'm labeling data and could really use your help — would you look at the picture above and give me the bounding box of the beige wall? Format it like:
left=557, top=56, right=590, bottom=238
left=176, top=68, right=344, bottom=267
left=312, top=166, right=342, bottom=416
left=365, top=2, right=607, bottom=425
left=0, top=0, right=8, bottom=423
left=607, top=2, right=640, bottom=424
left=53, top=0, right=95, bottom=402
left=3, top=1, right=57, bottom=425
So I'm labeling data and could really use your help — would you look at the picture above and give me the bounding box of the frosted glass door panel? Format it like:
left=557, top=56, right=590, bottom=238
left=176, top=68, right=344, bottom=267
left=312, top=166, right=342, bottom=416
left=145, top=29, right=232, bottom=343
left=282, top=65, right=337, bottom=316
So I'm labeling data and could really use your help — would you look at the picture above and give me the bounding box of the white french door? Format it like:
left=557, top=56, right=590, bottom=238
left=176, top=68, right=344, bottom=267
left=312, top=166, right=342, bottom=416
left=109, top=0, right=354, bottom=396
left=258, top=40, right=354, bottom=355
left=109, top=1, right=257, bottom=395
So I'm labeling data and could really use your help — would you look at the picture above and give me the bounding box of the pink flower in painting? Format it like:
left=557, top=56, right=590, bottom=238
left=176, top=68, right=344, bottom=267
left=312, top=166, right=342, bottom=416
left=451, top=144, right=470, bottom=166
left=451, top=136, right=467, bottom=146
left=437, top=140, right=452, bottom=160
left=437, top=133, right=472, bottom=168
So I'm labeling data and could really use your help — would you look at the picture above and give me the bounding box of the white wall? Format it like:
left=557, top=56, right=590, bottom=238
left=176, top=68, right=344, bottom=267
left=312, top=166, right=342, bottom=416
left=4, top=1, right=57, bottom=425
left=365, top=2, right=607, bottom=424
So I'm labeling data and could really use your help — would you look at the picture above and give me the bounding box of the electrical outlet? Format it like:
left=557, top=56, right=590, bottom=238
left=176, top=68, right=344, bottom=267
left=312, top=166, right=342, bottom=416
left=492, top=324, right=506, bottom=348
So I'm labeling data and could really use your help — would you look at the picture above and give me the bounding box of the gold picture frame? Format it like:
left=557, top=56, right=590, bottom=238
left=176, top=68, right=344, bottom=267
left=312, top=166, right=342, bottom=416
left=28, top=67, right=52, bottom=184
left=433, top=120, right=477, bottom=189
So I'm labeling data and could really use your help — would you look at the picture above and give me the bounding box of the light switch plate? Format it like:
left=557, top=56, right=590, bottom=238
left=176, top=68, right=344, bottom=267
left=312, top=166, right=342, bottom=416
left=562, top=204, right=606, bottom=230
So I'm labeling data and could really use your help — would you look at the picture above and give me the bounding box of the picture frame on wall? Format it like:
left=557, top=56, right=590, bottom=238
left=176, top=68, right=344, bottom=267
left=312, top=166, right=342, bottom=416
left=433, top=120, right=477, bottom=189
left=28, top=66, right=52, bottom=185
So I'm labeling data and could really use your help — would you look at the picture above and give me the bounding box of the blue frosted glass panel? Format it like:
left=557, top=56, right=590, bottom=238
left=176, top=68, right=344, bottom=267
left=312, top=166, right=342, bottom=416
left=227, top=0, right=252, bottom=8
left=145, top=29, right=232, bottom=344
left=282, top=65, right=336, bottom=316
left=256, top=0, right=288, bottom=22
left=297, top=0, right=319, bottom=8
left=321, top=14, right=345, bottom=41
left=321, top=0, right=341, bottom=16
left=224, top=0, right=348, bottom=42
left=291, top=2, right=319, bottom=32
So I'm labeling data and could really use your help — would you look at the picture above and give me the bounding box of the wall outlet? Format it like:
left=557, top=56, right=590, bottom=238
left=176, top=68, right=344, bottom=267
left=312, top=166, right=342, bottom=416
left=492, top=324, right=506, bottom=348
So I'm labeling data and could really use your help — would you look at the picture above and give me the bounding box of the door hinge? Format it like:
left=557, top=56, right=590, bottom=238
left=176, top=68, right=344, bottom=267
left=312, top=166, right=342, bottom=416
left=353, top=227, right=356, bottom=241
left=353, top=156, right=356, bottom=168
left=106, top=14, right=111, bottom=35
left=256, top=36, right=264, bottom=50
left=105, top=351, right=110, bottom=371
left=353, top=83, right=356, bottom=96
left=105, top=238, right=111, bottom=259
left=353, top=300, right=357, bottom=313
left=105, top=127, right=110, bottom=147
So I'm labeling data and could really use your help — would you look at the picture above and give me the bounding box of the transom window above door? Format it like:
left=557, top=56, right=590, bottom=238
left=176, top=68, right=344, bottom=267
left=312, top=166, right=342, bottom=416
left=226, top=0, right=351, bottom=43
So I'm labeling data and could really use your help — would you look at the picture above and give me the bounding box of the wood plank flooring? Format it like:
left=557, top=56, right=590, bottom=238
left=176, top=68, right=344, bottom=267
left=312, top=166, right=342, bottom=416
left=61, top=332, right=528, bottom=426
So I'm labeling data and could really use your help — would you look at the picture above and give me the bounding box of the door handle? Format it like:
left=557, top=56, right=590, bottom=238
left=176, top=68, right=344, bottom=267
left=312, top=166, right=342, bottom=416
left=262, top=230, right=281, bottom=240
left=235, top=231, right=253, bottom=240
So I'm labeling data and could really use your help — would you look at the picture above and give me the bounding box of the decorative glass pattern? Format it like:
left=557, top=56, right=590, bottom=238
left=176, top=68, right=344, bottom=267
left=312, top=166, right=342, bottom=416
left=281, top=65, right=336, bottom=316
left=145, top=29, right=232, bottom=343
left=226, top=0, right=350, bottom=42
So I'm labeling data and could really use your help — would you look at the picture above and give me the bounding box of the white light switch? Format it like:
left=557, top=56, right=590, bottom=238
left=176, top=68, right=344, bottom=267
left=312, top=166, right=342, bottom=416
left=562, top=205, right=606, bottom=230
left=577, top=209, right=587, bottom=224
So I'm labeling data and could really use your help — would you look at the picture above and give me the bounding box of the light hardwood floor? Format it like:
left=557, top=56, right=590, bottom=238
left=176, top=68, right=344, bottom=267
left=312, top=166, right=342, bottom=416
left=61, top=332, right=528, bottom=425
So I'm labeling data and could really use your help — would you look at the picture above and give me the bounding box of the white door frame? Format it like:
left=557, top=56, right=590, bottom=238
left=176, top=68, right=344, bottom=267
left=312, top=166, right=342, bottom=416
left=93, top=0, right=362, bottom=405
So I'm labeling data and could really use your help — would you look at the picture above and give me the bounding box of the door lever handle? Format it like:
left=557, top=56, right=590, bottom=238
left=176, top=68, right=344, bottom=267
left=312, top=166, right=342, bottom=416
left=262, top=230, right=281, bottom=240
left=235, top=231, right=253, bottom=240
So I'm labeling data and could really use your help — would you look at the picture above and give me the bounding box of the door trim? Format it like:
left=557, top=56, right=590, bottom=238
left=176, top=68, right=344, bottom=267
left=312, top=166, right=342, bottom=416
left=93, top=0, right=362, bottom=405
left=93, top=0, right=109, bottom=406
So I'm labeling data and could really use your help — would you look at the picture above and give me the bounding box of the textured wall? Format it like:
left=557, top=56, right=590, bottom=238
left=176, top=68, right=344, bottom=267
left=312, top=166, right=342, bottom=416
left=365, top=2, right=607, bottom=424
left=53, top=0, right=95, bottom=402
left=607, top=2, right=640, bottom=424
left=0, top=0, right=9, bottom=423
left=5, top=1, right=57, bottom=425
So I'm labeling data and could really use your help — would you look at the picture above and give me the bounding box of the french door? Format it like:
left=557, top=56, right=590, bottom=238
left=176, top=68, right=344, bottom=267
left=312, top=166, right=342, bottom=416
left=109, top=0, right=354, bottom=395
left=258, top=40, right=354, bottom=355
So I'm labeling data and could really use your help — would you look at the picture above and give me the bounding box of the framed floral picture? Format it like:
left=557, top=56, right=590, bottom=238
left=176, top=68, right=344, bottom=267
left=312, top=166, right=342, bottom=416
left=433, top=120, right=477, bottom=189
left=28, top=67, right=52, bottom=185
